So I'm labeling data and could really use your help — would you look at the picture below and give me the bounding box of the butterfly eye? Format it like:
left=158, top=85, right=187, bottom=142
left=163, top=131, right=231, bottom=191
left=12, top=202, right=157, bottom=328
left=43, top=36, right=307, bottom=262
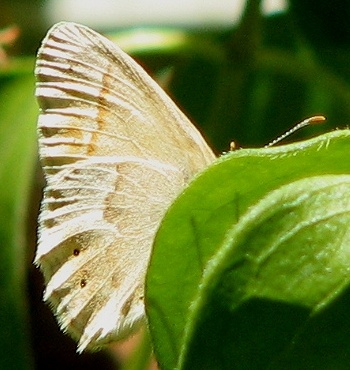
left=73, top=248, right=80, bottom=256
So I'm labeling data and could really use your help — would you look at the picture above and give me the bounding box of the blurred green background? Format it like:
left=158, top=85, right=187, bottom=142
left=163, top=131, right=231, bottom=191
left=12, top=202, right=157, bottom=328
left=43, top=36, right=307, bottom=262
left=1, top=0, right=350, bottom=369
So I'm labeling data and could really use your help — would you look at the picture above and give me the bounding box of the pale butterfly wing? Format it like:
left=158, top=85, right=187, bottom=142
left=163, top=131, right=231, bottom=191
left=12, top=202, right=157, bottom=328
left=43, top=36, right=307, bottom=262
left=34, top=22, right=215, bottom=352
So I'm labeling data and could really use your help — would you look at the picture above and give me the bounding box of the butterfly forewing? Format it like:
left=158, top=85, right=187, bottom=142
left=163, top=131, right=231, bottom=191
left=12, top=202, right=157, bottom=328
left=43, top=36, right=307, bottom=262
left=35, top=22, right=215, bottom=352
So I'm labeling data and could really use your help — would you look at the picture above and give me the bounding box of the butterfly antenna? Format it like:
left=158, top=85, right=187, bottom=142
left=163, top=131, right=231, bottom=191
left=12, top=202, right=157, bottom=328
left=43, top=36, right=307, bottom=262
left=264, top=115, right=326, bottom=148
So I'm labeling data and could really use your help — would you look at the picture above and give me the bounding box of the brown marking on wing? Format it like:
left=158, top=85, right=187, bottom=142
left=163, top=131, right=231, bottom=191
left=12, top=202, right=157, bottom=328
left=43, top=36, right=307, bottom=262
left=112, top=273, right=122, bottom=289
left=103, top=192, right=123, bottom=224
left=121, top=291, right=135, bottom=317
left=87, top=65, right=114, bottom=155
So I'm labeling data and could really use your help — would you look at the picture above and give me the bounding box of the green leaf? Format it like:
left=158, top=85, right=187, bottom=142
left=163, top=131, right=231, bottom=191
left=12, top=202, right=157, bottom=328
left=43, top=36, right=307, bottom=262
left=146, top=129, right=350, bottom=370
left=181, top=174, right=350, bottom=370
left=0, top=73, right=37, bottom=369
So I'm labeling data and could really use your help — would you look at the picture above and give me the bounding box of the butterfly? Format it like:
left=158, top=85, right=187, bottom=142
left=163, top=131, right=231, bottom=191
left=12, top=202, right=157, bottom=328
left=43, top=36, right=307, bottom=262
left=34, top=22, right=215, bottom=352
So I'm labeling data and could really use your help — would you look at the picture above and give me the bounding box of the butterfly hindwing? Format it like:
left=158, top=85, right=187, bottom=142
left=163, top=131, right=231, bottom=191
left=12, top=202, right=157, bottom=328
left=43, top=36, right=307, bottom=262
left=35, top=22, right=215, bottom=351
